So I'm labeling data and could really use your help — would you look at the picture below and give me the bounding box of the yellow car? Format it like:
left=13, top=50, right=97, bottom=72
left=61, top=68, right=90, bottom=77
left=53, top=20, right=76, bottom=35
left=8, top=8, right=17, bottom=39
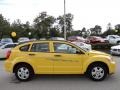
left=4, top=40, right=116, bottom=81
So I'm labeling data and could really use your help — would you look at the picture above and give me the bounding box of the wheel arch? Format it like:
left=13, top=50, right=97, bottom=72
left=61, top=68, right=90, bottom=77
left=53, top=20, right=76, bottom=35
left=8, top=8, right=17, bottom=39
left=13, top=62, right=34, bottom=74
left=84, top=61, right=109, bottom=74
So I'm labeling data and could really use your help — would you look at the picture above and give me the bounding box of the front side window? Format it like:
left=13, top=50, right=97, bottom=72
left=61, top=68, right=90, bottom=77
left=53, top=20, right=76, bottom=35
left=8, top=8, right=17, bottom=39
left=31, top=43, right=49, bottom=52
left=54, top=43, right=80, bottom=54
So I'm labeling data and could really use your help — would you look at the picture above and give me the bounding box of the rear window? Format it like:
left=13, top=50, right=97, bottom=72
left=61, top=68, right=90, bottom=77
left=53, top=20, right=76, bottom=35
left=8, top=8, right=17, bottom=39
left=20, top=44, right=30, bottom=51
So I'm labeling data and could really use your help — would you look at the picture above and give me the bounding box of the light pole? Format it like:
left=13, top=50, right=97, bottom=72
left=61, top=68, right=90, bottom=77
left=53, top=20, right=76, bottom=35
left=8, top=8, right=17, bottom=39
left=64, top=0, right=66, bottom=40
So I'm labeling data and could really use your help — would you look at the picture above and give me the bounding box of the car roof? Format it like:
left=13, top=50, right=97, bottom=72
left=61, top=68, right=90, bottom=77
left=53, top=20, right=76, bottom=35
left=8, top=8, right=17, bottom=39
left=15, top=40, right=87, bottom=53
left=18, top=40, right=68, bottom=44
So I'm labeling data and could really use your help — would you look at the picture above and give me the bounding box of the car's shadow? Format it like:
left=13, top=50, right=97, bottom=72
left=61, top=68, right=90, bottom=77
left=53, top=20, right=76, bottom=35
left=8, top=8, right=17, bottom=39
left=9, top=74, right=117, bottom=84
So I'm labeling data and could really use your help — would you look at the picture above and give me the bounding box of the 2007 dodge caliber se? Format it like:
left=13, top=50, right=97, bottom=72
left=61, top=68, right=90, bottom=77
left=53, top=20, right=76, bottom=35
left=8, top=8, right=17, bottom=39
left=4, top=40, right=116, bottom=81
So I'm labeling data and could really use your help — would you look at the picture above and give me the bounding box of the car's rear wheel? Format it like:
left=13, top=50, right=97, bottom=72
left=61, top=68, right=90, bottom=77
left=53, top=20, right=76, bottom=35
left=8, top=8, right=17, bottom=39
left=86, top=63, right=108, bottom=81
left=14, top=64, right=34, bottom=81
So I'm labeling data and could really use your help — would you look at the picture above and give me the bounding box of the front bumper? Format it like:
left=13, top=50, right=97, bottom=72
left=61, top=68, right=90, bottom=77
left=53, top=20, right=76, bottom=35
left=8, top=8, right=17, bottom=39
left=109, top=61, right=116, bottom=74
left=111, top=50, right=120, bottom=55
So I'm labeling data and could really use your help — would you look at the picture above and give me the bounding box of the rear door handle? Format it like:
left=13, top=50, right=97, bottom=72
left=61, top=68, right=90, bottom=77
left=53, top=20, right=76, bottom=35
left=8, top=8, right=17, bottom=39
left=28, top=54, right=35, bottom=56
left=54, top=55, right=61, bottom=57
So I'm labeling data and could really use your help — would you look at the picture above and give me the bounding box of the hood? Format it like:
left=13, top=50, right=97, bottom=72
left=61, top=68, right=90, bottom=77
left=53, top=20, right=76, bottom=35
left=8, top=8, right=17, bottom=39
left=115, top=38, right=120, bottom=41
left=88, top=50, right=110, bottom=56
left=111, top=45, right=120, bottom=49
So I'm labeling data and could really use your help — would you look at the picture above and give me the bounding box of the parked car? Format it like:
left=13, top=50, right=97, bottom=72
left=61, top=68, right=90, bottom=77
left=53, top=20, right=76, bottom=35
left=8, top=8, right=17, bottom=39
left=68, top=36, right=86, bottom=42
left=1, top=38, right=13, bottom=44
left=0, top=43, right=18, bottom=58
left=30, top=38, right=37, bottom=41
left=110, top=45, right=120, bottom=55
left=50, top=37, right=65, bottom=40
left=5, top=40, right=116, bottom=81
left=86, top=36, right=106, bottom=44
left=106, top=35, right=120, bottom=44
left=71, top=41, right=92, bottom=51
left=39, top=38, right=46, bottom=40
left=18, top=37, right=29, bottom=43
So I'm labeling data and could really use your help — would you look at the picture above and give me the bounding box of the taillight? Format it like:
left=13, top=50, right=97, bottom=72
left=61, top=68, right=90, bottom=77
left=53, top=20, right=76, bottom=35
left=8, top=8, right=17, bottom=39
left=6, top=50, right=11, bottom=59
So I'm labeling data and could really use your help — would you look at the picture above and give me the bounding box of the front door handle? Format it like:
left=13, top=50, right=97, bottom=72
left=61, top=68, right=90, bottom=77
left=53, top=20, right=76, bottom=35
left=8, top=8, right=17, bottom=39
left=28, top=54, right=35, bottom=56
left=54, top=55, right=61, bottom=57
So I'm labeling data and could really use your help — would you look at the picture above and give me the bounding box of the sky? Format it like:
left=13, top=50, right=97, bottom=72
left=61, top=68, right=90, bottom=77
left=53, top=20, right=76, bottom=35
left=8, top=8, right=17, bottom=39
left=0, top=0, right=120, bottom=32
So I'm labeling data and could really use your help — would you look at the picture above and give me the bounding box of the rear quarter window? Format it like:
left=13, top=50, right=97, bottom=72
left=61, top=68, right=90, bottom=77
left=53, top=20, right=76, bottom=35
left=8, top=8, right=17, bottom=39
left=19, top=44, right=30, bottom=51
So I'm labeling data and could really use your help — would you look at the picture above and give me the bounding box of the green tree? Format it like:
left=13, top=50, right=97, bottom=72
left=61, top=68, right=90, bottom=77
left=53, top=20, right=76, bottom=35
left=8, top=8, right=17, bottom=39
left=11, top=19, right=35, bottom=41
left=70, top=30, right=82, bottom=36
left=0, top=14, right=10, bottom=38
left=115, top=24, right=120, bottom=35
left=49, top=27, right=60, bottom=37
left=81, top=27, right=88, bottom=37
left=57, top=13, right=73, bottom=37
left=102, top=23, right=115, bottom=36
left=11, top=19, right=27, bottom=38
left=34, top=12, right=56, bottom=38
left=90, top=25, right=102, bottom=36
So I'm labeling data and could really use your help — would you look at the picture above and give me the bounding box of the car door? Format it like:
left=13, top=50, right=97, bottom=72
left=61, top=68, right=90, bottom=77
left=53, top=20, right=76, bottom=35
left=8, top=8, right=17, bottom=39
left=51, top=41, right=85, bottom=74
left=29, top=42, right=53, bottom=74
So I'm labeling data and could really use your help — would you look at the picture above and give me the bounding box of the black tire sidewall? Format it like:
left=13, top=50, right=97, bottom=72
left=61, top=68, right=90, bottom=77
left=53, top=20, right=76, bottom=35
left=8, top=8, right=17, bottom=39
left=15, top=64, right=34, bottom=81
left=117, top=41, right=120, bottom=44
left=87, top=64, right=107, bottom=81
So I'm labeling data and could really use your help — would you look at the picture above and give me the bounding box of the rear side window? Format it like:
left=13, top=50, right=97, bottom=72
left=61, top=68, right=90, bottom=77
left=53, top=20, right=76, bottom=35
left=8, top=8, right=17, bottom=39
left=20, top=44, right=30, bottom=51
left=30, top=43, right=49, bottom=52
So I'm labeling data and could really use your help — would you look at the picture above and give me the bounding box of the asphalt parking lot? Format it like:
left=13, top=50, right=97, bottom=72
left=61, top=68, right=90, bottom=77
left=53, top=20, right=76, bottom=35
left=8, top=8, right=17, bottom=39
left=0, top=56, right=120, bottom=90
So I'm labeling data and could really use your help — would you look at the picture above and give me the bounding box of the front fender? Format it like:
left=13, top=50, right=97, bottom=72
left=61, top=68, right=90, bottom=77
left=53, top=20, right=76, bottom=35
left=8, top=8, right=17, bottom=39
left=82, top=55, right=111, bottom=74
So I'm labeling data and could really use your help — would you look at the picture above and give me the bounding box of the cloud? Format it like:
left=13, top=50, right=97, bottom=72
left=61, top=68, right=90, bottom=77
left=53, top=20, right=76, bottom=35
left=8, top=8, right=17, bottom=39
left=0, top=0, right=120, bottom=31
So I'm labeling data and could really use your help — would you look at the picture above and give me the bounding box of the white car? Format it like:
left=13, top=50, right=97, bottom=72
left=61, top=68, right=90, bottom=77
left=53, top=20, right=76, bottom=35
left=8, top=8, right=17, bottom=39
left=50, top=37, right=65, bottom=40
left=0, top=43, right=18, bottom=59
left=1, top=38, right=13, bottom=44
left=111, top=45, right=120, bottom=55
left=106, top=35, right=120, bottom=44
left=71, top=41, right=92, bottom=51
left=18, top=37, right=29, bottom=43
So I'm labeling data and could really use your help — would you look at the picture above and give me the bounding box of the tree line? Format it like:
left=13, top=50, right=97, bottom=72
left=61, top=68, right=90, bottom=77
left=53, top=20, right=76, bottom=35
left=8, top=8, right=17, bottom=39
left=0, top=12, right=120, bottom=41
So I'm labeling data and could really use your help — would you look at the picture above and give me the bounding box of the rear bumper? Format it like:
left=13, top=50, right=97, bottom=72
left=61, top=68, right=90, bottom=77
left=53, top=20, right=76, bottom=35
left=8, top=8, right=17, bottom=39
left=4, top=61, right=13, bottom=73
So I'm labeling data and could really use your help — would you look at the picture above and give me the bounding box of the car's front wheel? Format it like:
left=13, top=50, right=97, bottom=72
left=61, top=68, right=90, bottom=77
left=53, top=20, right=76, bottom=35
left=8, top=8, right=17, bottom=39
left=14, top=64, right=34, bottom=81
left=117, top=41, right=120, bottom=45
left=86, top=63, right=108, bottom=81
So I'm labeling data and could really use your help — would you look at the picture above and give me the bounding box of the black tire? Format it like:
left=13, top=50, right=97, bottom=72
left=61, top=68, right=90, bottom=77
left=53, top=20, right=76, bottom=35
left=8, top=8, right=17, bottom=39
left=14, top=64, right=34, bottom=81
left=86, top=63, right=108, bottom=81
left=117, top=41, right=120, bottom=45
